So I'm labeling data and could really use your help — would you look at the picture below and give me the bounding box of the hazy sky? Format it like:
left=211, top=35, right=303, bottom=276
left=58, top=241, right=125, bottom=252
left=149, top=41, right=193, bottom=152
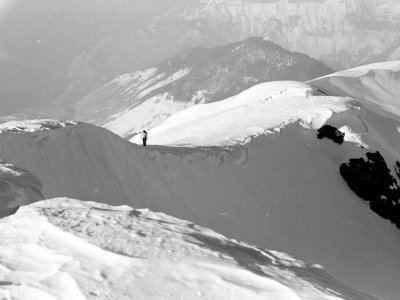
left=0, top=0, right=187, bottom=114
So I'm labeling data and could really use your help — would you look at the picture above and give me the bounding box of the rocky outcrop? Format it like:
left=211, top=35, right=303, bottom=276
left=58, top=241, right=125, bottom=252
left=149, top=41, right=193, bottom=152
left=0, top=162, right=44, bottom=218
left=340, top=152, right=400, bottom=228
left=317, top=125, right=345, bottom=144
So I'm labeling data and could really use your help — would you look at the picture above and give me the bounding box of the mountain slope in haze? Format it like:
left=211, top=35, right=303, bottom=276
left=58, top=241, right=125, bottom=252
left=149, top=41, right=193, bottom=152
left=76, top=37, right=332, bottom=138
left=309, top=61, right=400, bottom=121
left=0, top=0, right=185, bottom=118
left=3, top=0, right=399, bottom=120
left=0, top=198, right=376, bottom=300
left=1, top=80, right=400, bottom=299
left=115, top=0, right=400, bottom=74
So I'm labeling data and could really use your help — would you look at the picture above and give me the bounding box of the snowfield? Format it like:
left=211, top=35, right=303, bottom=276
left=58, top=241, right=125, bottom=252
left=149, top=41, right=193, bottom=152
left=1, top=67, right=400, bottom=299
left=0, top=119, right=78, bottom=134
left=0, top=198, right=376, bottom=300
left=0, top=120, right=399, bottom=299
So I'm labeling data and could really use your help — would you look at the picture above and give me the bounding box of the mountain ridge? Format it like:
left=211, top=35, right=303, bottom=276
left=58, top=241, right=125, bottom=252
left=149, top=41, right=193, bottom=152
left=75, top=37, right=332, bottom=138
left=1, top=76, right=400, bottom=298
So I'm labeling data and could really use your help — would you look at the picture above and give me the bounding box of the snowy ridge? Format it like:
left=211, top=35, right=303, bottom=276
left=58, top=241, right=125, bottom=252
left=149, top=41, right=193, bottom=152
left=2, top=70, right=400, bottom=298
left=0, top=120, right=400, bottom=299
left=0, top=198, right=376, bottom=300
left=0, top=119, right=78, bottom=134
left=309, top=61, right=400, bottom=120
left=314, top=61, right=400, bottom=79
left=132, top=81, right=355, bottom=146
left=75, top=37, right=332, bottom=138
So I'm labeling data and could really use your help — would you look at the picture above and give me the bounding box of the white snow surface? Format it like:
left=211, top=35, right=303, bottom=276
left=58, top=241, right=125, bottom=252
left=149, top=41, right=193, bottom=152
left=315, top=61, right=400, bottom=79
left=0, top=121, right=399, bottom=299
left=136, top=68, right=191, bottom=100
left=0, top=198, right=375, bottom=300
left=131, top=81, right=354, bottom=146
left=2, top=74, right=400, bottom=299
left=75, top=67, right=193, bottom=138
left=105, top=93, right=194, bottom=138
left=309, top=61, right=400, bottom=120
left=0, top=119, right=78, bottom=134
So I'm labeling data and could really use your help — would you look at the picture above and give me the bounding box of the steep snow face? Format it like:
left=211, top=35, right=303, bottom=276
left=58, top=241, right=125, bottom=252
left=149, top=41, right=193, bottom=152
left=1, top=97, right=400, bottom=298
left=0, top=198, right=376, bottom=300
left=309, top=61, right=400, bottom=121
left=75, top=38, right=332, bottom=138
left=0, top=162, right=43, bottom=218
left=132, top=0, right=400, bottom=70
left=133, top=81, right=354, bottom=146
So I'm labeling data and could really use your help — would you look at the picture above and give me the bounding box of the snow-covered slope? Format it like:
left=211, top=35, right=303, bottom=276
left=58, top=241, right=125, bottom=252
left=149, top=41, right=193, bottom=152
left=0, top=120, right=76, bottom=217
left=0, top=198, right=376, bottom=300
left=1, top=79, right=400, bottom=299
left=133, top=81, right=352, bottom=146
left=309, top=61, right=400, bottom=121
left=75, top=38, right=332, bottom=138
left=123, top=0, right=400, bottom=71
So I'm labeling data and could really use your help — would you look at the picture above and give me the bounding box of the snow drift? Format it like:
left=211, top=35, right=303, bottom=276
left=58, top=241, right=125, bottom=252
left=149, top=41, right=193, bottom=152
left=0, top=81, right=400, bottom=299
left=309, top=61, right=400, bottom=121
left=0, top=198, right=376, bottom=300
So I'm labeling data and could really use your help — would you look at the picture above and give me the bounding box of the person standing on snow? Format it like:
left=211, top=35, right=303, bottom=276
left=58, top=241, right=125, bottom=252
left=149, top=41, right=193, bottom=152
left=141, top=130, right=148, bottom=147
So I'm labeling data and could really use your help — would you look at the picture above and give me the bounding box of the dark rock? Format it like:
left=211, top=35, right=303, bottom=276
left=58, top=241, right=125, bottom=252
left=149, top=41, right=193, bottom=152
left=340, top=152, right=400, bottom=228
left=317, top=125, right=345, bottom=144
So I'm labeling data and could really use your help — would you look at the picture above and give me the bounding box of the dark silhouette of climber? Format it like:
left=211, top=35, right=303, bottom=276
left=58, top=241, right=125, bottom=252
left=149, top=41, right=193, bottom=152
left=141, top=130, right=148, bottom=147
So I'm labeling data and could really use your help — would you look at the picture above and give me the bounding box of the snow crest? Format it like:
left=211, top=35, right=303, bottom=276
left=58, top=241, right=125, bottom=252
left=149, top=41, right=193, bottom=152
left=0, top=120, right=78, bottom=134
left=0, top=198, right=375, bottom=300
left=133, top=81, right=355, bottom=146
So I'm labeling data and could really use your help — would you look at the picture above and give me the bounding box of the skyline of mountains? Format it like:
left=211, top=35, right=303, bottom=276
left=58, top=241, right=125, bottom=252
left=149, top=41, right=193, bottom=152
left=1, top=0, right=400, bottom=118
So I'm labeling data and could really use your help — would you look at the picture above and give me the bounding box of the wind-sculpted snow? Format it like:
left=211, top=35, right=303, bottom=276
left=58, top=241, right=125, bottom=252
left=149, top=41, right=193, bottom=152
left=0, top=119, right=78, bottom=134
left=0, top=198, right=376, bottom=300
left=309, top=61, right=400, bottom=121
left=0, top=122, right=399, bottom=299
left=0, top=162, right=44, bottom=218
left=132, top=81, right=355, bottom=146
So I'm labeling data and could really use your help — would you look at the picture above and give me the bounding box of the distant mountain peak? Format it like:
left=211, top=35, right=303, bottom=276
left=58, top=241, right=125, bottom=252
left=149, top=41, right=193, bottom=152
left=144, top=0, right=400, bottom=70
